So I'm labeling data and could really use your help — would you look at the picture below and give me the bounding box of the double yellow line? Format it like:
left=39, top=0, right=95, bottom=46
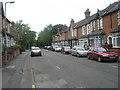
left=32, top=84, right=36, bottom=88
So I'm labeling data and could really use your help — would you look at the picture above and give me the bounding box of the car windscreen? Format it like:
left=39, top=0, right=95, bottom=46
left=32, top=48, right=40, bottom=50
left=97, top=48, right=107, bottom=52
left=77, top=48, right=85, bottom=51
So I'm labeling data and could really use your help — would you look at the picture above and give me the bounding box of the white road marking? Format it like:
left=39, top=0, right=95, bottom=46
left=56, top=66, right=61, bottom=69
left=6, top=65, right=15, bottom=69
left=76, top=86, right=86, bottom=88
left=112, top=65, right=118, bottom=68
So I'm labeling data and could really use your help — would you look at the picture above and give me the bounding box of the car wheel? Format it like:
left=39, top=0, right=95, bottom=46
left=77, top=53, right=80, bottom=57
left=98, top=56, right=102, bottom=62
left=40, top=53, right=42, bottom=56
left=63, top=52, right=66, bottom=54
left=87, top=55, right=91, bottom=60
left=71, top=53, right=74, bottom=56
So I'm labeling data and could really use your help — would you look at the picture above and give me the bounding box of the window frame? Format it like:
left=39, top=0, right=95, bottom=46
left=82, top=26, right=85, bottom=35
left=112, top=33, right=120, bottom=48
left=98, top=18, right=103, bottom=30
left=118, top=10, right=120, bottom=25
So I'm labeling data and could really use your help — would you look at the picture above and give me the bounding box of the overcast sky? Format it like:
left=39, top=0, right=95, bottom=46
left=1, top=0, right=116, bottom=33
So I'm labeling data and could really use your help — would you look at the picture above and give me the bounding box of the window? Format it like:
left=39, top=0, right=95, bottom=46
left=93, top=48, right=97, bottom=52
left=98, top=18, right=103, bottom=30
left=118, top=10, right=120, bottom=25
left=71, top=28, right=74, bottom=37
left=94, top=36, right=101, bottom=47
left=112, top=33, right=120, bottom=47
left=72, top=47, right=76, bottom=50
left=82, top=26, right=85, bottom=35
left=93, top=21, right=95, bottom=31
left=108, top=36, right=112, bottom=45
left=2, top=17, right=4, bottom=29
left=97, top=48, right=107, bottom=52
left=90, top=21, right=95, bottom=32
left=90, top=22, right=93, bottom=32
left=87, top=24, right=91, bottom=34
left=74, top=29, right=77, bottom=37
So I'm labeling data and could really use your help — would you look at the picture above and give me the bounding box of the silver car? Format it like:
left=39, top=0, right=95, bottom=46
left=31, top=47, right=42, bottom=57
left=54, top=46, right=62, bottom=52
left=71, top=46, right=89, bottom=57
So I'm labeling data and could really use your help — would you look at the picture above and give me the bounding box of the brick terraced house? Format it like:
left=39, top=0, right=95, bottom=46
left=52, top=1, right=120, bottom=55
left=0, top=2, right=20, bottom=65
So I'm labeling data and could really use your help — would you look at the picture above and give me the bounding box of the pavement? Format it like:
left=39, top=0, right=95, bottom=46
left=2, top=50, right=33, bottom=88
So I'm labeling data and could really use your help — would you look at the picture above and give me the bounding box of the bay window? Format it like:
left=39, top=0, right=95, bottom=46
left=112, top=33, right=120, bottom=47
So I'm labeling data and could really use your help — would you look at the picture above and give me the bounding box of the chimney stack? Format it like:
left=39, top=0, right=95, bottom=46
left=84, top=8, right=91, bottom=19
left=71, top=19, right=74, bottom=24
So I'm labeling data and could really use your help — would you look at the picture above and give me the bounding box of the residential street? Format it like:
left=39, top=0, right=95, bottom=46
left=2, top=49, right=118, bottom=88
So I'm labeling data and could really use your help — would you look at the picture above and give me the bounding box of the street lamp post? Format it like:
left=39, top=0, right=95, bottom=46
left=4, top=1, right=15, bottom=64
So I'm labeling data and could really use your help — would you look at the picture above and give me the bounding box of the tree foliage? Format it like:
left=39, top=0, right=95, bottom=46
left=37, top=24, right=52, bottom=47
left=37, top=24, right=68, bottom=47
left=52, top=24, right=67, bottom=35
left=15, top=20, right=37, bottom=51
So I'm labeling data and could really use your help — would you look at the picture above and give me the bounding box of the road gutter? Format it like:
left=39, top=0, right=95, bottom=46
left=29, top=57, right=36, bottom=88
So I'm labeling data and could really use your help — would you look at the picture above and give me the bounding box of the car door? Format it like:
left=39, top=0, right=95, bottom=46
left=74, top=47, right=78, bottom=55
left=72, top=47, right=76, bottom=55
left=92, top=48, right=98, bottom=59
left=88, top=47, right=94, bottom=58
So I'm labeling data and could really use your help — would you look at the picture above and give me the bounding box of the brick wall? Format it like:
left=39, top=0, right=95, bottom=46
left=65, top=32, right=68, bottom=40
left=77, top=27, right=82, bottom=38
left=103, top=12, right=118, bottom=38
left=2, top=48, right=20, bottom=65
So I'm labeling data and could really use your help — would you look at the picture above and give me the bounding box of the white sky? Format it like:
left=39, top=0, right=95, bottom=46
left=1, top=0, right=116, bottom=33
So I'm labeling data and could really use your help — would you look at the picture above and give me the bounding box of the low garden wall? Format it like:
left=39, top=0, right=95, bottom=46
left=2, top=47, right=20, bottom=66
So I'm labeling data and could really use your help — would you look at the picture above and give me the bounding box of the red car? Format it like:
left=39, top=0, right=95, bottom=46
left=61, top=46, right=72, bottom=54
left=87, top=47, right=119, bottom=62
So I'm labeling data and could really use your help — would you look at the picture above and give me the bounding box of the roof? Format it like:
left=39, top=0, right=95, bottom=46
left=74, top=13, right=97, bottom=29
left=88, top=30, right=105, bottom=36
left=79, top=30, right=105, bottom=39
left=0, top=2, right=4, bottom=16
left=75, top=1, right=119, bottom=29
left=79, top=35, right=88, bottom=39
left=102, top=2, right=119, bottom=16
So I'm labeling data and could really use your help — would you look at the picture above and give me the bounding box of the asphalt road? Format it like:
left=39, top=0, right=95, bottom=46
left=2, top=49, right=118, bottom=88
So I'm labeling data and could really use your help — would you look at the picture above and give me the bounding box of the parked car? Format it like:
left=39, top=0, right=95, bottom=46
left=31, top=47, right=42, bottom=57
left=61, top=46, right=72, bottom=54
left=55, top=46, right=62, bottom=52
left=50, top=45, right=58, bottom=51
left=31, top=46, right=36, bottom=50
left=71, top=46, right=89, bottom=56
left=87, top=47, right=119, bottom=62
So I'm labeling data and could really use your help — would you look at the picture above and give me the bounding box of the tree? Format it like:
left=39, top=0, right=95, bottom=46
left=52, top=24, right=68, bottom=35
left=37, top=24, right=68, bottom=47
left=37, top=24, right=52, bottom=47
left=15, top=20, right=37, bottom=51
